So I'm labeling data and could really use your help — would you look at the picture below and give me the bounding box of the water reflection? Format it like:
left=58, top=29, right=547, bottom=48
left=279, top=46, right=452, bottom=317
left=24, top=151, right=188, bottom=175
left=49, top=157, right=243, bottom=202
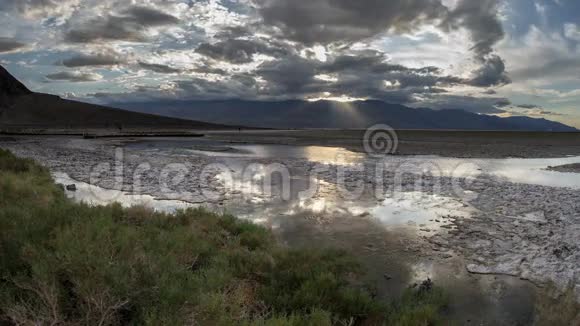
left=391, top=155, right=580, bottom=189
left=372, top=192, right=473, bottom=231
left=127, top=139, right=364, bottom=165
left=53, top=172, right=194, bottom=213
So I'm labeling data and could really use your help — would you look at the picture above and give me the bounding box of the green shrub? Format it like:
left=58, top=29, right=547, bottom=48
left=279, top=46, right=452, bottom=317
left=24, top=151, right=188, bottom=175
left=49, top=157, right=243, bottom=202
left=0, top=149, right=449, bottom=325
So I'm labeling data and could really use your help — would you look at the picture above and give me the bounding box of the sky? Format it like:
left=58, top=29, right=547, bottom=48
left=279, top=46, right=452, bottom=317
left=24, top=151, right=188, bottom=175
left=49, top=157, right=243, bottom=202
left=0, top=0, right=579, bottom=127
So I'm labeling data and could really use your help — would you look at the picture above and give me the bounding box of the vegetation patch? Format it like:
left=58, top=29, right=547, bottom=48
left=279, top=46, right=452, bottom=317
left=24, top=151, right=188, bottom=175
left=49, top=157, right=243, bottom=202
left=0, top=148, right=449, bottom=325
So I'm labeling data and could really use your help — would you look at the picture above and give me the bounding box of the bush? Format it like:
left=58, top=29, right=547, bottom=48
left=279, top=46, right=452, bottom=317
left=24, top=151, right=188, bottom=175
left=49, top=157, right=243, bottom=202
left=0, top=149, right=449, bottom=325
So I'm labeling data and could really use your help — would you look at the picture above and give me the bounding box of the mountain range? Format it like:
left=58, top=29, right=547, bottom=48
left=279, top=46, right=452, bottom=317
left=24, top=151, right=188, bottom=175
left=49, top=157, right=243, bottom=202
left=111, top=99, right=578, bottom=132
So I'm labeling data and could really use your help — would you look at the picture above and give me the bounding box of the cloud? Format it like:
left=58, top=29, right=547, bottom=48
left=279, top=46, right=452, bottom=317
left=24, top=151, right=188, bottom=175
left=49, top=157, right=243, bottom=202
left=0, top=0, right=80, bottom=19
left=251, top=0, right=509, bottom=87
left=511, top=57, right=580, bottom=80
left=257, top=55, right=320, bottom=95
left=125, top=6, right=180, bottom=26
left=138, top=62, right=181, bottom=74
left=45, top=71, right=103, bottom=82
left=468, top=55, right=510, bottom=87
left=65, top=6, right=179, bottom=43
left=58, top=51, right=125, bottom=67
left=493, top=99, right=511, bottom=107
left=444, top=0, right=504, bottom=60
left=252, top=0, right=448, bottom=45
left=3, top=0, right=561, bottom=121
left=503, top=106, right=565, bottom=118
left=516, top=104, right=539, bottom=109
left=523, top=108, right=563, bottom=117
left=252, top=0, right=506, bottom=61
left=0, top=37, right=26, bottom=53
left=509, top=104, right=564, bottom=117
left=195, top=38, right=291, bottom=64
left=89, top=47, right=501, bottom=114
left=564, top=23, right=580, bottom=41
left=443, top=0, right=510, bottom=86
left=254, top=51, right=465, bottom=100
left=502, top=26, right=580, bottom=83
left=413, top=94, right=509, bottom=114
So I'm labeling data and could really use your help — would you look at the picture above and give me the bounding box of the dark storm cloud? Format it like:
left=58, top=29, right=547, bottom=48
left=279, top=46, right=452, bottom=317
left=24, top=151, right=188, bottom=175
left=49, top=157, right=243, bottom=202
left=444, top=0, right=510, bottom=87
left=444, top=0, right=504, bottom=60
left=319, top=52, right=465, bottom=89
left=254, top=51, right=465, bottom=99
left=192, top=65, right=227, bottom=75
left=319, top=53, right=409, bottom=74
left=58, top=51, right=125, bottom=67
left=214, top=26, right=254, bottom=40
left=125, top=6, right=180, bottom=26
left=257, top=55, right=319, bottom=94
left=0, top=37, right=26, bottom=53
left=65, top=6, right=179, bottom=43
left=468, top=55, right=510, bottom=87
left=138, top=61, right=181, bottom=74
left=253, top=0, right=448, bottom=45
left=251, top=0, right=509, bottom=86
left=249, top=50, right=468, bottom=104
left=494, top=99, right=511, bottom=107
left=195, top=39, right=292, bottom=64
left=516, top=104, right=539, bottom=109
left=252, top=0, right=506, bottom=56
left=45, top=71, right=101, bottom=82
left=173, top=75, right=261, bottom=99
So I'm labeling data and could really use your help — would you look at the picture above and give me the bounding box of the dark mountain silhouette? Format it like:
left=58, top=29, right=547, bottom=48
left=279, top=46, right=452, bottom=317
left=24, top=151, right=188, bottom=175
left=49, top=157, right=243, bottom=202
left=112, top=99, right=578, bottom=132
left=0, top=65, right=225, bottom=129
left=0, top=66, right=32, bottom=108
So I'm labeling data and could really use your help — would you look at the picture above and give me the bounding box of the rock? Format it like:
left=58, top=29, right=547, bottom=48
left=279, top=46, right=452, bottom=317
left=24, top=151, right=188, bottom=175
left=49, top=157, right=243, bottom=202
left=553, top=245, right=572, bottom=259
left=418, top=278, right=434, bottom=293
left=66, top=184, right=77, bottom=191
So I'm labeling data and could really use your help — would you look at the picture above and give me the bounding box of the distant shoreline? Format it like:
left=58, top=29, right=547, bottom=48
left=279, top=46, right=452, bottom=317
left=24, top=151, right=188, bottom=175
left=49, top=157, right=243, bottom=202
left=3, top=129, right=580, bottom=159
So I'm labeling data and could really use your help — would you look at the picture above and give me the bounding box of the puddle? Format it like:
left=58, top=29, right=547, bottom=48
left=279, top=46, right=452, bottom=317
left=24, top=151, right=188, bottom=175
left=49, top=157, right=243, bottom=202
left=53, top=172, right=195, bottom=213
left=372, top=192, right=473, bottom=232
left=389, top=155, right=580, bottom=189
left=126, top=139, right=364, bottom=165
